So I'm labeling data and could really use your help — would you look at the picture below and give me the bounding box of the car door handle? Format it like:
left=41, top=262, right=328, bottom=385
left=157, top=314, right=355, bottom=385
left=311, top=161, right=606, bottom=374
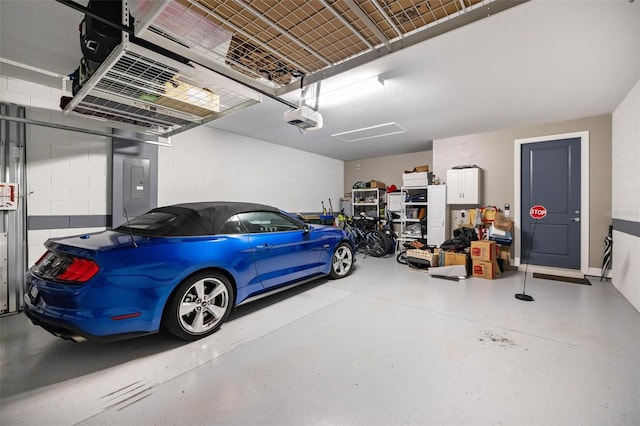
left=256, top=244, right=272, bottom=250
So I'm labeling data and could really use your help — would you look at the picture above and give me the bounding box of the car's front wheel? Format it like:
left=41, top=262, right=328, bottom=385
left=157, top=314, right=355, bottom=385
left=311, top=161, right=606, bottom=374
left=330, top=242, right=354, bottom=279
left=163, top=271, right=234, bottom=340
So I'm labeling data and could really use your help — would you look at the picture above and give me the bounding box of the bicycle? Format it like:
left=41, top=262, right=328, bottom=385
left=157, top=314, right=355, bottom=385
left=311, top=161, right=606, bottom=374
left=339, top=212, right=389, bottom=257
left=380, top=208, right=399, bottom=256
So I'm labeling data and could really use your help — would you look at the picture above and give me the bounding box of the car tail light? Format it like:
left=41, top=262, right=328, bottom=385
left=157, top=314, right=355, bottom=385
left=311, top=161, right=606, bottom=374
left=33, top=251, right=99, bottom=284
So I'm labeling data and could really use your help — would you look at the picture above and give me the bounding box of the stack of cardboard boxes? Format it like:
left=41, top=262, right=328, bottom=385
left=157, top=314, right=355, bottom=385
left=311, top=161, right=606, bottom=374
left=402, top=165, right=432, bottom=187
left=471, top=240, right=501, bottom=279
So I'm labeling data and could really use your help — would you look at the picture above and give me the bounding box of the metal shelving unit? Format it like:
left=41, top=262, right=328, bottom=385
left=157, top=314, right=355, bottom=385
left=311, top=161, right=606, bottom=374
left=63, top=0, right=262, bottom=140
left=398, top=186, right=428, bottom=247
left=352, top=188, right=385, bottom=219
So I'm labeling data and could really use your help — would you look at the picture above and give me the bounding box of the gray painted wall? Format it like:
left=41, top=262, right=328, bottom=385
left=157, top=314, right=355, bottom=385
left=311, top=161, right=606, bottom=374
left=433, top=114, right=611, bottom=269
left=344, top=150, right=434, bottom=195
left=343, top=114, right=612, bottom=269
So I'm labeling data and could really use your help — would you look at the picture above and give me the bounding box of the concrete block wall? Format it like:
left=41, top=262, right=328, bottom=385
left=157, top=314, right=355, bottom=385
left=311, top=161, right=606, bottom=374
left=158, top=125, right=344, bottom=214
left=0, top=75, right=67, bottom=110
left=0, top=76, right=111, bottom=266
left=25, top=108, right=111, bottom=266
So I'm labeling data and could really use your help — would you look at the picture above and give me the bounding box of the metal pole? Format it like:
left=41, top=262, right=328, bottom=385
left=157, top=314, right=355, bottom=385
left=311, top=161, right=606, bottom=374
left=0, top=115, right=170, bottom=146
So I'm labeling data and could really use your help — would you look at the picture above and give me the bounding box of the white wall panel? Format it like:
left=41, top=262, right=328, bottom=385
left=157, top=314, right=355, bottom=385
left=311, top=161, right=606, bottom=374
left=158, top=127, right=344, bottom=213
left=27, top=230, right=51, bottom=268
left=612, top=231, right=640, bottom=311
left=0, top=76, right=64, bottom=110
left=26, top=200, right=51, bottom=216
left=89, top=201, right=108, bottom=215
left=612, top=78, right=640, bottom=312
left=612, top=79, right=640, bottom=223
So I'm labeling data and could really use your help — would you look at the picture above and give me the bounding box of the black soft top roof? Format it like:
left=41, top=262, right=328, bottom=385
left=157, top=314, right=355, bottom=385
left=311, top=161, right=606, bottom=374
left=117, top=201, right=282, bottom=237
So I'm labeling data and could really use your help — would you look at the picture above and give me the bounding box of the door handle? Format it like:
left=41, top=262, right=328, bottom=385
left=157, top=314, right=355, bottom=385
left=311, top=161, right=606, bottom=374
left=256, top=244, right=272, bottom=250
left=570, top=217, right=580, bottom=222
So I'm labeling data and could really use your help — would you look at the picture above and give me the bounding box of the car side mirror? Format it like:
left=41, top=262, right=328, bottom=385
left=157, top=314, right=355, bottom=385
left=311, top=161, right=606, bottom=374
left=303, top=224, right=312, bottom=234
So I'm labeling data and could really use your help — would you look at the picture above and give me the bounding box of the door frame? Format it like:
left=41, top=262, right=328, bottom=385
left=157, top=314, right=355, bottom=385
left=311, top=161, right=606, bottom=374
left=513, top=131, right=590, bottom=276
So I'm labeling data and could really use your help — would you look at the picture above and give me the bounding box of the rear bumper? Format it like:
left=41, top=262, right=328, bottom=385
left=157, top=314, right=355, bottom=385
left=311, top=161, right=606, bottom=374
left=24, top=270, right=165, bottom=342
left=23, top=304, right=154, bottom=343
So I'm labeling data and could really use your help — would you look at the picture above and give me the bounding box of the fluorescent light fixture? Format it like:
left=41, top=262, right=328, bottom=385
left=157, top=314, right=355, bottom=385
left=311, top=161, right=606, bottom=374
left=320, top=75, right=385, bottom=107
left=332, top=122, right=406, bottom=143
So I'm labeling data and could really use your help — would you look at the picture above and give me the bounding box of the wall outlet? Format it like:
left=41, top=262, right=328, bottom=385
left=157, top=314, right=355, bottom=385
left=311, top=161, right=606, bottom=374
left=453, top=209, right=469, bottom=226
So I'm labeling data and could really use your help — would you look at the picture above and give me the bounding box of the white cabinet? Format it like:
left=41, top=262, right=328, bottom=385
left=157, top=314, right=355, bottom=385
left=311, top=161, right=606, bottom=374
left=446, top=168, right=481, bottom=204
left=352, top=188, right=385, bottom=218
left=426, top=185, right=448, bottom=247
left=398, top=185, right=448, bottom=247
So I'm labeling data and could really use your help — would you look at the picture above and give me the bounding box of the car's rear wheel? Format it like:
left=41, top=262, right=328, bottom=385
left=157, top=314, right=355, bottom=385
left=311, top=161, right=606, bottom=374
left=330, top=242, right=354, bottom=279
left=163, top=271, right=234, bottom=340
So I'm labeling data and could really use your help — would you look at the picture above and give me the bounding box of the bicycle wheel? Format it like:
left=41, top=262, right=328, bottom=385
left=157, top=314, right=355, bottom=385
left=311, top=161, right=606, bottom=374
left=365, top=230, right=389, bottom=257
left=384, top=231, right=396, bottom=254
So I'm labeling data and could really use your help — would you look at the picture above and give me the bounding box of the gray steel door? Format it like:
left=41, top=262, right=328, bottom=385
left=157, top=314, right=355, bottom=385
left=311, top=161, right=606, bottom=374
left=521, top=138, right=581, bottom=269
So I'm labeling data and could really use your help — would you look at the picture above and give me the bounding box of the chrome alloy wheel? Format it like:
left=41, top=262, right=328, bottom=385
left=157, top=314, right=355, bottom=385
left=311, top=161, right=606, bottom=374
left=331, top=243, right=353, bottom=278
left=178, top=277, right=230, bottom=334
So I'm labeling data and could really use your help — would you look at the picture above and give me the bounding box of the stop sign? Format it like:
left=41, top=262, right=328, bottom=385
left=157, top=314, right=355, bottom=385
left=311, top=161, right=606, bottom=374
left=529, top=205, right=547, bottom=219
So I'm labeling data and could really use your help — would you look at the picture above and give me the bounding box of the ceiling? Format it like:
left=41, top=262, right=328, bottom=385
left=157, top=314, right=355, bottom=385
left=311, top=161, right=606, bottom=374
left=1, top=0, right=639, bottom=161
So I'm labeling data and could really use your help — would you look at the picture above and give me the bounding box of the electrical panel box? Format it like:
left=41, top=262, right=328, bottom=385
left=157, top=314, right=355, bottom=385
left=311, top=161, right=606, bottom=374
left=123, top=158, right=151, bottom=218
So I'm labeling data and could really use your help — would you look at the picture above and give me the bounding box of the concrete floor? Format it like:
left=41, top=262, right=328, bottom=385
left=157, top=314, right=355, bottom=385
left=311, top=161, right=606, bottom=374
left=1, top=255, right=639, bottom=426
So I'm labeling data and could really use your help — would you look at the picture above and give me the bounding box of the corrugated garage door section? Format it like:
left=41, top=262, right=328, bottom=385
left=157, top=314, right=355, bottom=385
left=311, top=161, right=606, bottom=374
left=0, top=103, right=27, bottom=315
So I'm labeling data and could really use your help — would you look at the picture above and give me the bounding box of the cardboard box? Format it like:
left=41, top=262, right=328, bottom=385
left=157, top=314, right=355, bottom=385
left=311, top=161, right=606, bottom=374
left=444, top=251, right=467, bottom=266
left=403, top=171, right=433, bottom=187
left=405, top=165, right=429, bottom=173
left=406, top=249, right=439, bottom=266
left=498, top=245, right=511, bottom=266
left=494, top=211, right=514, bottom=231
left=470, top=240, right=496, bottom=261
left=472, top=259, right=500, bottom=279
left=369, top=180, right=386, bottom=189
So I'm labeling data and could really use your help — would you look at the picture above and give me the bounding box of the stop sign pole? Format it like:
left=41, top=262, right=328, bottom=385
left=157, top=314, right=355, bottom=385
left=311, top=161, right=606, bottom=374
left=516, top=205, right=547, bottom=302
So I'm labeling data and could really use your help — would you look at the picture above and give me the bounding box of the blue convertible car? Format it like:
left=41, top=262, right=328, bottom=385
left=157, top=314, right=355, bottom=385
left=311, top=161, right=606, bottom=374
left=24, top=202, right=356, bottom=342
